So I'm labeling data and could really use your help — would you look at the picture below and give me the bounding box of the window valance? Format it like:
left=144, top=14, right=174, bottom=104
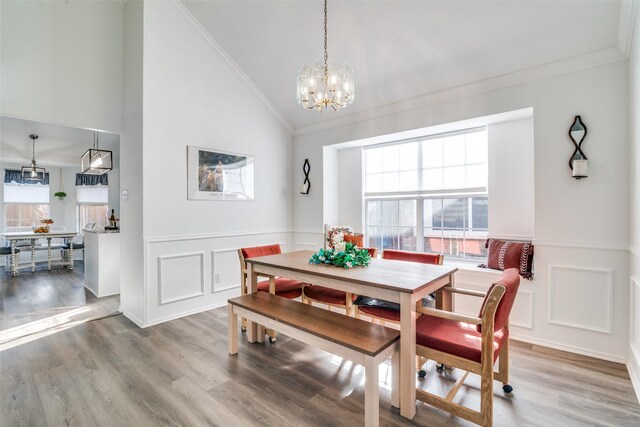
left=76, top=173, right=108, bottom=186
left=3, top=169, right=50, bottom=185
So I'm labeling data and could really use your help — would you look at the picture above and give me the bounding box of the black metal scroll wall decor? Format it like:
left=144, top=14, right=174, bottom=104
left=300, top=159, right=311, bottom=194
left=568, top=115, right=588, bottom=179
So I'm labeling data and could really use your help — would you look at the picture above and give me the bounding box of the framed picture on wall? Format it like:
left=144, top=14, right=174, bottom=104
left=187, top=146, right=255, bottom=201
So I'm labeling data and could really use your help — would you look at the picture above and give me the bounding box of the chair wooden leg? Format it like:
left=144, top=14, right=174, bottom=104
left=496, top=338, right=509, bottom=384
left=257, top=325, right=265, bottom=343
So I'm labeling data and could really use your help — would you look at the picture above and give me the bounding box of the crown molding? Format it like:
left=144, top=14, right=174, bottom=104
left=617, top=0, right=638, bottom=58
left=172, top=0, right=293, bottom=134
left=292, top=47, right=626, bottom=137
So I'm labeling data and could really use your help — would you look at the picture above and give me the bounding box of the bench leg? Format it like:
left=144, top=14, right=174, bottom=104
left=391, top=351, right=400, bottom=408
left=257, top=325, right=265, bottom=343
left=364, top=355, right=379, bottom=427
left=228, top=305, right=238, bottom=355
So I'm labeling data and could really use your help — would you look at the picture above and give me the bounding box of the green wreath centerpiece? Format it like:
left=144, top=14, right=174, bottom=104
left=309, top=242, right=372, bottom=269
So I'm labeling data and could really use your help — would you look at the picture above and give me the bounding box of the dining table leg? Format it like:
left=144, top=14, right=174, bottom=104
left=47, top=237, right=52, bottom=271
left=10, top=241, right=17, bottom=276
left=30, top=239, right=36, bottom=272
left=246, top=263, right=258, bottom=343
left=399, top=292, right=417, bottom=419
left=69, top=242, right=74, bottom=270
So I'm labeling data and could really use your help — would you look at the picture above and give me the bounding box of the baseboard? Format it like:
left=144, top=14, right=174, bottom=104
left=628, top=344, right=640, bottom=404
left=121, top=309, right=144, bottom=328
left=140, top=300, right=231, bottom=328
left=510, top=333, right=627, bottom=364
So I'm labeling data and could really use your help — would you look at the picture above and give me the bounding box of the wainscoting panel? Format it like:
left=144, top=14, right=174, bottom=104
left=510, top=289, right=535, bottom=329
left=211, top=249, right=241, bottom=293
left=548, top=265, right=613, bottom=334
left=143, top=230, right=293, bottom=327
left=158, top=252, right=205, bottom=305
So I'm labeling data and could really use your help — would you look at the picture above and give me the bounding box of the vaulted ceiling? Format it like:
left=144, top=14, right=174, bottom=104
left=182, top=0, right=627, bottom=132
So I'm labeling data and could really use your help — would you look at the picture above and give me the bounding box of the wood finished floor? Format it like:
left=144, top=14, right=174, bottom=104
left=1, top=266, right=640, bottom=426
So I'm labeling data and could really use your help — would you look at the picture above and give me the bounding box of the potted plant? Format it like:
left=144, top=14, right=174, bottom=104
left=54, top=191, right=67, bottom=200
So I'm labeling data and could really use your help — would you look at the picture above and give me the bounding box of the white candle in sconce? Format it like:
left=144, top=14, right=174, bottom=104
left=572, top=159, right=588, bottom=178
left=300, top=183, right=308, bottom=193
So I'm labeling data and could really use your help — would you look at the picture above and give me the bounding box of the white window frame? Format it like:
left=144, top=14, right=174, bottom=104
left=363, top=127, right=488, bottom=260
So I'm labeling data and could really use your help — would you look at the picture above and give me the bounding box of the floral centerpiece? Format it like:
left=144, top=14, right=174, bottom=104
left=34, top=219, right=53, bottom=233
left=309, top=242, right=372, bottom=269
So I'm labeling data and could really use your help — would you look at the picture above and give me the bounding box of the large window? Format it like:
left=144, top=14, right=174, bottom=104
left=3, top=177, right=50, bottom=231
left=364, top=128, right=488, bottom=260
left=4, top=204, right=50, bottom=230
left=76, top=185, right=108, bottom=232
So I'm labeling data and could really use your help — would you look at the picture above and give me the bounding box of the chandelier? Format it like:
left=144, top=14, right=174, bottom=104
left=21, top=134, right=47, bottom=182
left=297, top=0, right=354, bottom=112
left=81, top=131, right=113, bottom=175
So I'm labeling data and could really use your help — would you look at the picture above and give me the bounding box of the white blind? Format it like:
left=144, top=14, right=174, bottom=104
left=76, top=186, right=108, bottom=204
left=3, top=184, right=50, bottom=203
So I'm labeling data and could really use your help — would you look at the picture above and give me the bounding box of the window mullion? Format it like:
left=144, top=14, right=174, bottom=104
left=416, top=197, right=424, bottom=252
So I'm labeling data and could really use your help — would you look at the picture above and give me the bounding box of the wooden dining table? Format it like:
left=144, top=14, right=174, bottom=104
left=244, top=250, right=457, bottom=420
left=2, top=231, right=78, bottom=276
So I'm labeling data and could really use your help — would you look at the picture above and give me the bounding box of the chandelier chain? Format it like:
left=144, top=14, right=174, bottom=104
left=323, top=0, right=328, bottom=81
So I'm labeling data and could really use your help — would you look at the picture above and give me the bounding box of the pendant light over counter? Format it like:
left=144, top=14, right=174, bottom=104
left=81, top=131, right=112, bottom=175
left=21, top=134, right=47, bottom=182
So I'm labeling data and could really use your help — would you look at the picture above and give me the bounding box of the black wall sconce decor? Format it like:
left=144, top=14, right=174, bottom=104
left=300, top=159, right=311, bottom=194
left=568, top=115, right=588, bottom=179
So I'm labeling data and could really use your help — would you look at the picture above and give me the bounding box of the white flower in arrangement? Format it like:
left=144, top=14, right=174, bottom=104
left=319, top=256, right=325, bottom=261
left=346, top=261, right=353, bottom=268
left=334, top=242, right=346, bottom=253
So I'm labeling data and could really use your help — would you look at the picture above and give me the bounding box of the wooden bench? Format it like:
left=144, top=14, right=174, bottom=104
left=228, top=292, right=400, bottom=427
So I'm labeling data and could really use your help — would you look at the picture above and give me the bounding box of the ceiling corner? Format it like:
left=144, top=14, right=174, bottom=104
left=172, top=0, right=294, bottom=135
left=617, top=0, right=638, bottom=58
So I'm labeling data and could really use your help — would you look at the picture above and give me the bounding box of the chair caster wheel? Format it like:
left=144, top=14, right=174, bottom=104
left=269, top=336, right=276, bottom=343
left=503, top=384, right=513, bottom=393
left=436, top=363, right=445, bottom=370
left=418, top=370, right=427, bottom=378
left=241, top=326, right=246, bottom=333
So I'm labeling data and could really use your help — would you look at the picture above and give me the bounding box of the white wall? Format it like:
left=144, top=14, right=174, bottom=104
left=120, top=0, right=145, bottom=325
left=487, top=118, right=535, bottom=239
left=120, top=0, right=293, bottom=327
left=293, top=61, right=631, bottom=361
left=628, top=0, right=640, bottom=402
left=338, top=147, right=364, bottom=232
left=0, top=0, right=123, bottom=134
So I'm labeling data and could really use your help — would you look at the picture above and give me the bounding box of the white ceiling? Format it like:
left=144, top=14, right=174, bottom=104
left=182, top=0, right=623, bottom=132
left=0, top=116, right=120, bottom=168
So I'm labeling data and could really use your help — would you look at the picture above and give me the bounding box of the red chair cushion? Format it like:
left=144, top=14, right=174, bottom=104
left=241, top=244, right=282, bottom=259
left=257, top=277, right=303, bottom=299
left=477, top=268, right=520, bottom=333
left=358, top=305, right=400, bottom=322
left=382, top=249, right=440, bottom=264
left=416, top=315, right=508, bottom=363
left=343, top=234, right=364, bottom=247
left=303, top=285, right=354, bottom=305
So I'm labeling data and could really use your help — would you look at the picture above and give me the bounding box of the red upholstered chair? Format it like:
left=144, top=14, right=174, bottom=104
left=355, top=249, right=443, bottom=325
left=414, top=268, right=520, bottom=427
left=302, top=247, right=378, bottom=315
left=238, top=244, right=304, bottom=342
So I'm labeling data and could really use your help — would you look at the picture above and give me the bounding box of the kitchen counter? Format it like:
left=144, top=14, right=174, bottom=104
left=84, top=230, right=120, bottom=297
